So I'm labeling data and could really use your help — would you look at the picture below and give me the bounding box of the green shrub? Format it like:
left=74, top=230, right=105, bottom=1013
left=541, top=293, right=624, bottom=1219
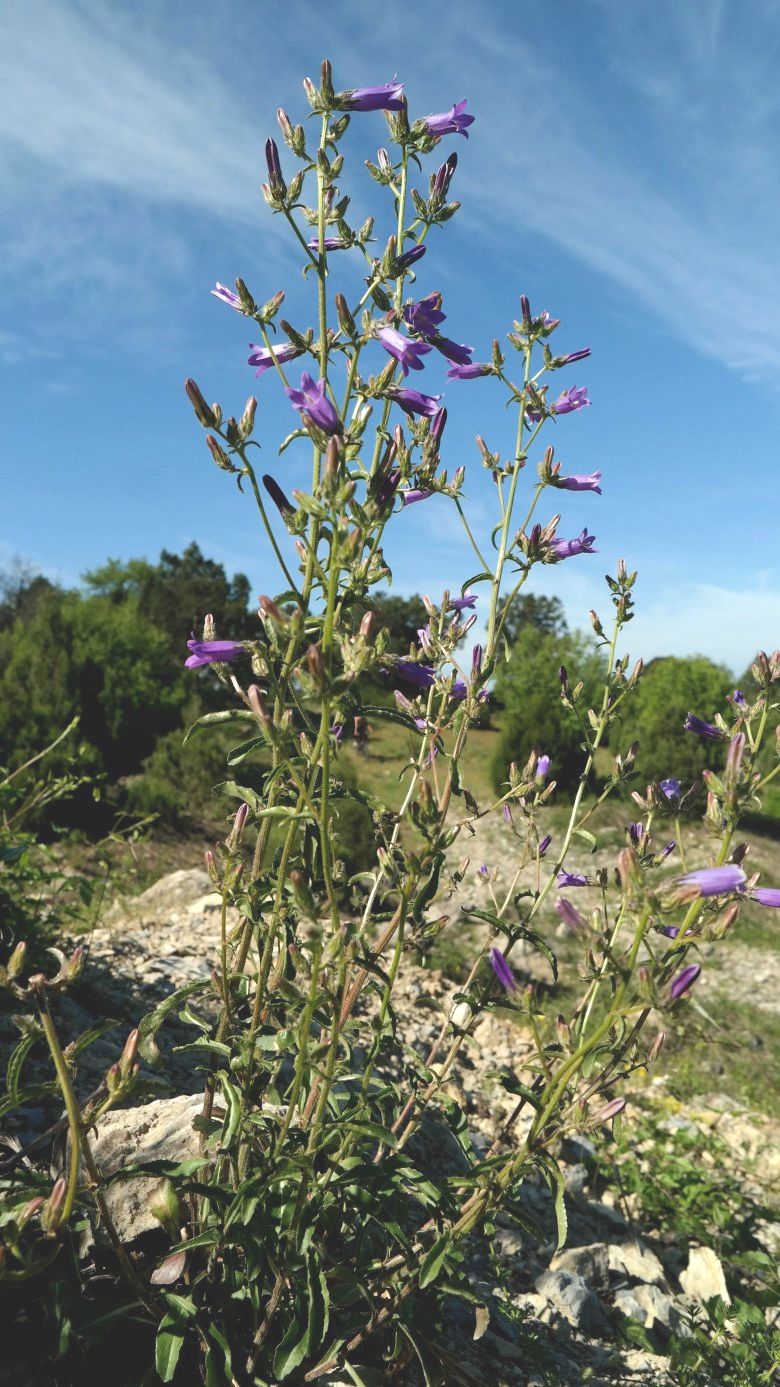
left=491, top=628, right=606, bottom=793
left=630, top=655, right=732, bottom=789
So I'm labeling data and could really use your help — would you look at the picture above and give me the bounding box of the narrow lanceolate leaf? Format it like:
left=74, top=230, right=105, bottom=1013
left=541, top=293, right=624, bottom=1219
left=418, top=1230, right=451, bottom=1289
left=539, top=1153, right=568, bottom=1250
left=155, top=1313, right=185, bottom=1382
left=182, top=708, right=256, bottom=745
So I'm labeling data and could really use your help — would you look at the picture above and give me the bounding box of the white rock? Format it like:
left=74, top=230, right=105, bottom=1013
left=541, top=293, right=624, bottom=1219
left=87, top=1093, right=203, bottom=1241
left=679, top=1246, right=731, bottom=1306
left=550, top=1241, right=610, bottom=1293
left=535, top=1269, right=608, bottom=1334
left=608, top=1237, right=667, bottom=1286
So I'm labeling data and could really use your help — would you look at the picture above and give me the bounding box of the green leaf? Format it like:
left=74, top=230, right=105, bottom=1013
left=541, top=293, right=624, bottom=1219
left=137, top=980, right=210, bottom=1063
left=6, top=1028, right=43, bottom=1105
left=397, top=1322, right=445, bottom=1386
left=182, top=708, right=255, bottom=744
left=418, top=1230, right=451, bottom=1289
left=273, top=1313, right=309, bottom=1380
left=573, top=827, right=598, bottom=852
left=155, top=1313, right=185, bottom=1382
left=226, top=735, right=268, bottom=766
left=205, top=1324, right=232, bottom=1387
left=539, top=1154, right=568, bottom=1250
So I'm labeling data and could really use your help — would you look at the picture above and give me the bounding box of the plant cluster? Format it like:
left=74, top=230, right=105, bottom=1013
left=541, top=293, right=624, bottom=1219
left=2, top=62, right=780, bottom=1386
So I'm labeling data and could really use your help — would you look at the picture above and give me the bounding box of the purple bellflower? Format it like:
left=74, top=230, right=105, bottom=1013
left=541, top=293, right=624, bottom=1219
left=307, top=236, right=350, bottom=252
left=558, top=348, right=592, bottom=366
left=733, top=689, right=748, bottom=708
left=552, top=385, right=591, bottom=415
left=660, top=777, right=681, bottom=802
left=539, top=834, right=552, bottom=857
left=670, top=964, right=701, bottom=1000
left=390, top=387, right=443, bottom=418
left=404, top=293, right=446, bottom=337
left=677, top=865, right=747, bottom=897
left=489, top=946, right=517, bottom=993
left=248, top=341, right=300, bottom=378
left=447, top=361, right=492, bottom=379
left=185, top=640, right=243, bottom=669
left=422, top=100, right=475, bottom=139
left=555, top=898, right=586, bottom=933
left=684, top=713, right=722, bottom=739
left=401, top=488, right=434, bottom=506
left=212, top=283, right=242, bottom=311
left=286, top=372, right=342, bottom=435
left=450, top=591, right=478, bottom=612
left=339, top=80, right=405, bottom=112
left=377, top=325, right=432, bottom=375
left=553, top=471, right=602, bottom=494
left=396, top=243, right=427, bottom=272
left=551, top=529, right=598, bottom=560
left=536, top=755, right=551, bottom=780
left=557, top=871, right=588, bottom=887
left=478, top=863, right=489, bottom=880
left=753, top=887, right=780, bottom=907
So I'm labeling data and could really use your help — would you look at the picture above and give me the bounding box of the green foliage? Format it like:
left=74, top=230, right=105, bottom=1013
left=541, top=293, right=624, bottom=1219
left=630, top=655, right=733, bottom=789
left=501, top=593, right=568, bottom=645
left=491, top=628, right=606, bottom=793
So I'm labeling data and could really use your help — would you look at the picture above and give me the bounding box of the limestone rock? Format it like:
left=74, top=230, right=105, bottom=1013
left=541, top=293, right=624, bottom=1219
left=608, top=1237, right=667, bottom=1286
left=88, top=1093, right=203, bottom=1242
left=535, top=1269, right=608, bottom=1334
left=679, top=1246, right=731, bottom=1306
left=549, top=1242, right=610, bottom=1293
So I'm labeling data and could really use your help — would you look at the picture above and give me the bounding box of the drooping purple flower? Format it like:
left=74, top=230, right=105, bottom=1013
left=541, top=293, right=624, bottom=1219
left=447, top=361, right=491, bottom=380
left=551, top=529, right=598, bottom=560
left=212, top=283, right=243, bottom=311
left=248, top=341, right=300, bottom=378
left=628, top=822, right=644, bottom=845
left=404, top=293, right=446, bottom=337
left=558, top=348, right=592, bottom=366
left=683, top=713, right=722, bottom=739
left=307, top=236, right=350, bottom=252
left=660, top=777, right=681, bottom=802
left=503, top=803, right=513, bottom=825
left=401, top=488, right=434, bottom=506
left=658, top=924, right=680, bottom=939
left=265, top=138, right=285, bottom=194
left=185, top=639, right=244, bottom=669
left=390, top=387, right=443, bottom=418
left=677, top=865, right=747, bottom=898
left=489, top=946, right=517, bottom=993
left=557, top=871, right=588, bottom=887
left=286, top=372, right=342, bottom=435
left=392, top=660, right=469, bottom=702
left=752, top=887, right=780, bottom=908
left=377, top=325, right=432, bottom=376
left=395, top=243, right=427, bottom=272
left=449, top=591, right=477, bottom=612
left=339, top=80, right=405, bottom=112
left=422, top=100, right=475, bottom=140
left=670, top=964, right=701, bottom=1000
left=536, top=755, right=551, bottom=780
left=433, top=336, right=474, bottom=366
left=555, top=897, right=586, bottom=933
left=552, top=385, right=591, bottom=415
left=553, top=471, right=602, bottom=494
left=656, top=841, right=676, bottom=863
left=331, top=723, right=345, bottom=743
left=733, top=689, right=748, bottom=708
left=471, top=643, right=483, bottom=676
left=539, top=834, right=552, bottom=857
left=478, top=863, right=489, bottom=880
left=417, top=624, right=433, bottom=654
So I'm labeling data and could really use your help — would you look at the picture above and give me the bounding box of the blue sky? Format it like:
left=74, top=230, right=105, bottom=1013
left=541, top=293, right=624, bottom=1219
left=2, top=0, right=779, bottom=674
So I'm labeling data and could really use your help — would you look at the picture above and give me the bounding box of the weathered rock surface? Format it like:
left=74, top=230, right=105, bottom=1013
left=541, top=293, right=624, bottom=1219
left=679, top=1245, right=731, bottom=1306
left=87, top=1092, right=203, bottom=1241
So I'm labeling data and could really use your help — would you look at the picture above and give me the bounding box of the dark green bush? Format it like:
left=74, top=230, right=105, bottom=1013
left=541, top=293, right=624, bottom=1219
left=629, top=655, right=733, bottom=789
left=491, top=628, right=606, bottom=793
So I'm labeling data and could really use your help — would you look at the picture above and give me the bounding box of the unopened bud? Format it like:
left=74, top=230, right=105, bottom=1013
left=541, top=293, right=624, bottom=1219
left=148, top=1177, right=181, bottom=1231
left=306, top=643, right=324, bottom=682
left=41, top=1177, right=67, bottom=1235
left=647, top=1031, right=666, bottom=1063
left=258, top=595, right=285, bottom=623
left=359, top=611, right=375, bottom=640
left=240, top=396, right=257, bottom=438
left=247, top=684, right=272, bottom=724
left=120, top=1028, right=140, bottom=1078
left=7, top=940, right=26, bottom=980
left=206, top=435, right=232, bottom=470
left=185, top=378, right=216, bottom=428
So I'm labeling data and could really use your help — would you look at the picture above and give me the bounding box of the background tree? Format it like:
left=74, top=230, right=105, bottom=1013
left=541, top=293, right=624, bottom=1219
left=629, top=655, right=733, bottom=789
left=491, top=627, right=605, bottom=793
left=501, top=593, right=568, bottom=646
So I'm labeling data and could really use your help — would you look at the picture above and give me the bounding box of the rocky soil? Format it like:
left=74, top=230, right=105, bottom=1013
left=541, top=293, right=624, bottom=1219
left=3, top=867, right=779, bottom=1385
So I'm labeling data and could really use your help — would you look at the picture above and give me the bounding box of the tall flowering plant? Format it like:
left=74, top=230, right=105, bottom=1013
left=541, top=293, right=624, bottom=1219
left=2, top=60, right=780, bottom=1386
